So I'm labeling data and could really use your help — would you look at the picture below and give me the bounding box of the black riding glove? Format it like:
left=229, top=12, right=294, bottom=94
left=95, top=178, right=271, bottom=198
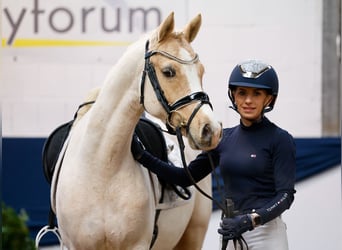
left=131, top=134, right=145, bottom=160
left=217, top=214, right=254, bottom=240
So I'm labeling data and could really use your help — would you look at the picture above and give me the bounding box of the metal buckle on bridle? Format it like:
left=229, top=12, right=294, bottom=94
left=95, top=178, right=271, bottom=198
left=166, top=110, right=187, bottom=132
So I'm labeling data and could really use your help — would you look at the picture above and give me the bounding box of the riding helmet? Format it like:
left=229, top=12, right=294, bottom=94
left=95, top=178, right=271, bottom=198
left=228, top=59, right=279, bottom=113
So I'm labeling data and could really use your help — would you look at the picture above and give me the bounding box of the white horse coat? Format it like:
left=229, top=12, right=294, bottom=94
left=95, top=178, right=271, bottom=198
left=51, top=12, right=222, bottom=250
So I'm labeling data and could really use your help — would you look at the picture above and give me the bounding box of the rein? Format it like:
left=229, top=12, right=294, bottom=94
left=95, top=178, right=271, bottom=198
left=174, top=127, right=249, bottom=250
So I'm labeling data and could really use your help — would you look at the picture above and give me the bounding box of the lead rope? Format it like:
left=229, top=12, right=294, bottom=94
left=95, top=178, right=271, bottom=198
left=174, top=127, right=249, bottom=250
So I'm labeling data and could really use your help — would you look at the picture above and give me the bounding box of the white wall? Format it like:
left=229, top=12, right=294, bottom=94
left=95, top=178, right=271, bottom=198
left=188, top=0, right=323, bottom=137
left=1, top=0, right=323, bottom=137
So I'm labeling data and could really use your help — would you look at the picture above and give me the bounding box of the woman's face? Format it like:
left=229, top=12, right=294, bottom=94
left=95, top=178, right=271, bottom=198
left=233, top=86, right=273, bottom=126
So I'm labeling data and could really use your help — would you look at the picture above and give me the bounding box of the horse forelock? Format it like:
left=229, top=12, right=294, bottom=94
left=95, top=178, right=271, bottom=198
left=151, top=31, right=196, bottom=56
left=149, top=34, right=204, bottom=99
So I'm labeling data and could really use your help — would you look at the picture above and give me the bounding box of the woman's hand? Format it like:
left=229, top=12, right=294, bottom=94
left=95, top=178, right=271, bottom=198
left=218, top=214, right=254, bottom=240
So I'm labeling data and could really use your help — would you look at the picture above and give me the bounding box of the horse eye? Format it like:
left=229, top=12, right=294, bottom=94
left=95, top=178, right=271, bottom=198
left=162, top=67, right=176, bottom=78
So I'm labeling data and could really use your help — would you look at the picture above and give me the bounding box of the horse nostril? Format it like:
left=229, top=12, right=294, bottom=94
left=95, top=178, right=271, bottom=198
left=202, top=124, right=212, bottom=141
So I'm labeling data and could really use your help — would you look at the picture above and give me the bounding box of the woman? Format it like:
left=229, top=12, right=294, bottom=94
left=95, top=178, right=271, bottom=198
left=131, top=59, right=296, bottom=250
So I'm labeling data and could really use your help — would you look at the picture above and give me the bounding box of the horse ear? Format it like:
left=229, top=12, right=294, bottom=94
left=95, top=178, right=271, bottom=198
left=183, top=13, right=202, bottom=43
left=157, top=12, right=175, bottom=42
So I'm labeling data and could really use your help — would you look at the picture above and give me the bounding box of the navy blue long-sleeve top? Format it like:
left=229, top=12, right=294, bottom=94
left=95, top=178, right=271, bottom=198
left=138, top=117, right=296, bottom=224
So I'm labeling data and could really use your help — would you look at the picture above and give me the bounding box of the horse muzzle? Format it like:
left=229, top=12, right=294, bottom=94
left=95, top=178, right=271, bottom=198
left=187, top=120, right=222, bottom=151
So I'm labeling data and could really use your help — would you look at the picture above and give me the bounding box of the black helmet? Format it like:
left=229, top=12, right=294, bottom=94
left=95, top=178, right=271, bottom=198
left=228, top=59, right=279, bottom=113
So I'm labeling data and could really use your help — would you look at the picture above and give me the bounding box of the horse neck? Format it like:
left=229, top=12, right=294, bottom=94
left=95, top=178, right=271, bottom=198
left=84, top=43, right=145, bottom=154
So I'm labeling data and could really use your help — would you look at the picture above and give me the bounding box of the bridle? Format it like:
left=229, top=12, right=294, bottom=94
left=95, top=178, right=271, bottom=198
left=139, top=40, right=212, bottom=136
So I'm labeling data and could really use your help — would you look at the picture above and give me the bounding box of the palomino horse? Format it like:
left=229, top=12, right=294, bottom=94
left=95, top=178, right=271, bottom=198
left=51, top=12, right=222, bottom=250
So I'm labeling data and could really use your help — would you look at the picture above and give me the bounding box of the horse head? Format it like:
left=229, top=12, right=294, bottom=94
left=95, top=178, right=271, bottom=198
left=141, top=12, right=222, bottom=151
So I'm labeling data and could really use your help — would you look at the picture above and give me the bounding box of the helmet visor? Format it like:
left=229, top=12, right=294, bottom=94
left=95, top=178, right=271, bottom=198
left=229, top=81, right=272, bottom=90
